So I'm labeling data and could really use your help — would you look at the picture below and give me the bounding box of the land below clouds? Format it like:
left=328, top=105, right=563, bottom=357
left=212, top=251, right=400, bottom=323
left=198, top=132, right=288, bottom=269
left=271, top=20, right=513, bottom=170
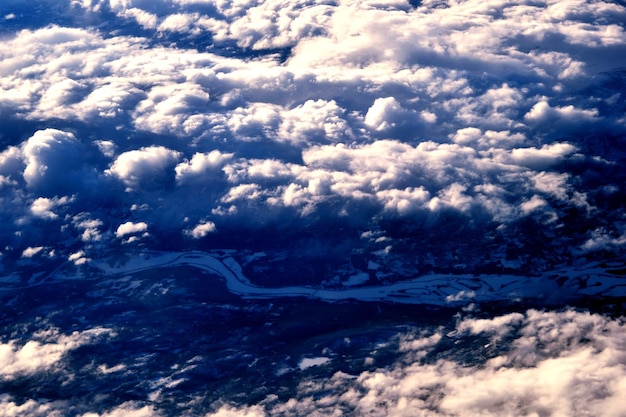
left=1, top=246, right=624, bottom=416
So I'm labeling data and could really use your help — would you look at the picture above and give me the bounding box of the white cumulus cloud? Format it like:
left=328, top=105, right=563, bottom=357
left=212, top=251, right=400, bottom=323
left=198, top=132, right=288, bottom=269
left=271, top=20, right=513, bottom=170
left=108, top=146, right=181, bottom=188
left=184, top=220, right=217, bottom=238
left=115, top=221, right=148, bottom=237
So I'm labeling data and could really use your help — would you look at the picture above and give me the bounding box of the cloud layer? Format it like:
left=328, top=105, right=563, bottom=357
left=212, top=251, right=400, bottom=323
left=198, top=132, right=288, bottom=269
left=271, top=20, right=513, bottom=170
left=0, top=0, right=625, bottom=284
left=1, top=3, right=625, bottom=416
left=2, top=310, right=623, bottom=416
left=205, top=309, right=626, bottom=417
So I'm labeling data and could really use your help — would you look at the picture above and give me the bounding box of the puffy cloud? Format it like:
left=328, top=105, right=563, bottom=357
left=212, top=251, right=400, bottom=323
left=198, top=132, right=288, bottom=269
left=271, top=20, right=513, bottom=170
left=34, top=78, right=87, bottom=120
left=0, top=0, right=623, bottom=305
left=21, top=246, right=46, bottom=258
left=30, top=196, right=73, bottom=220
left=80, top=402, right=159, bottom=417
left=580, top=228, right=626, bottom=253
left=451, top=127, right=526, bottom=148
left=0, top=327, right=113, bottom=380
left=444, top=290, right=476, bottom=303
left=0, top=146, right=23, bottom=179
left=450, top=127, right=482, bottom=145
left=364, top=96, right=405, bottom=131
left=531, top=171, right=571, bottom=201
left=457, top=312, right=525, bottom=336
left=0, top=174, right=17, bottom=187
left=214, top=0, right=335, bottom=49
left=21, top=129, right=84, bottom=195
left=453, top=84, right=526, bottom=130
left=0, top=398, right=158, bottom=417
left=278, top=99, right=355, bottom=145
left=75, top=80, right=145, bottom=120
left=68, top=250, right=90, bottom=265
left=377, top=187, right=430, bottom=215
left=93, top=140, right=117, bottom=158
left=175, top=150, right=233, bottom=184
left=158, top=13, right=202, bottom=34
left=121, top=8, right=159, bottom=29
left=71, top=214, right=105, bottom=242
left=520, top=194, right=548, bottom=214
left=0, top=2, right=625, bottom=416
left=204, top=405, right=265, bottom=417
left=210, top=310, right=626, bottom=417
left=115, top=221, right=148, bottom=237
left=133, top=83, right=212, bottom=136
left=184, top=220, right=217, bottom=238
left=507, top=143, right=578, bottom=170
left=219, top=183, right=264, bottom=204
left=0, top=397, right=66, bottom=417
left=107, top=146, right=181, bottom=189
left=524, top=100, right=600, bottom=128
left=434, top=183, right=474, bottom=213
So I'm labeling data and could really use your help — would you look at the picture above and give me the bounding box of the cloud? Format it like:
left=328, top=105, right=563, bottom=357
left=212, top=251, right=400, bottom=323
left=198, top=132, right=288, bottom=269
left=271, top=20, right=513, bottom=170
left=94, top=140, right=117, bottom=158
left=0, top=0, right=624, bottom=285
left=0, top=327, right=114, bottom=380
left=157, top=13, right=202, bottom=34
left=0, top=398, right=159, bottom=417
left=133, top=83, right=212, bottom=136
left=0, top=396, right=66, bottom=417
left=457, top=312, right=524, bottom=336
left=0, top=2, right=625, bottom=417
left=123, top=8, right=159, bottom=29
left=107, top=146, right=181, bottom=189
left=531, top=171, right=571, bottom=201
left=72, top=214, right=105, bottom=242
left=175, top=151, right=234, bottom=184
left=68, top=250, right=91, bottom=264
left=524, top=100, right=600, bottom=130
left=184, top=220, right=216, bottom=238
left=519, top=194, right=548, bottom=214
left=76, top=80, right=145, bottom=120
left=21, top=246, right=46, bottom=258
left=204, top=405, right=265, bottom=417
left=80, top=402, right=159, bottom=417
left=364, top=96, right=406, bottom=131
left=115, top=221, right=148, bottom=237
left=506, top=143, right=578, bottom=171
left=0, top=146, right=23, bottom=178
left=21, top=129, right=85, bottom=195
left=580, top=228, right=626, bottom=253
left=278, top=99, right=355, bottom=145
left=30, top=196, right=74, bottom=220
left=207, top=310, right=626, bottom=417
left=377, top=187, right=430, bottom=215
left=445, top=290, right=476, bottom=303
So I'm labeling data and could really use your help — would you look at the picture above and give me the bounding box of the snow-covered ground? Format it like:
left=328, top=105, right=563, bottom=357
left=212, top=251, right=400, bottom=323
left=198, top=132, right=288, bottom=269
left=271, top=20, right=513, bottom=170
left=83, top=250, right=625, bottom=306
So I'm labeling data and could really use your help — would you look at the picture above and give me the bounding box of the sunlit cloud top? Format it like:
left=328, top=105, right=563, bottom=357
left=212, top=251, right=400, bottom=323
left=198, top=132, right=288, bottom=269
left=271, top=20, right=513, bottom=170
left=0, top=0, right=625, bottom=281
